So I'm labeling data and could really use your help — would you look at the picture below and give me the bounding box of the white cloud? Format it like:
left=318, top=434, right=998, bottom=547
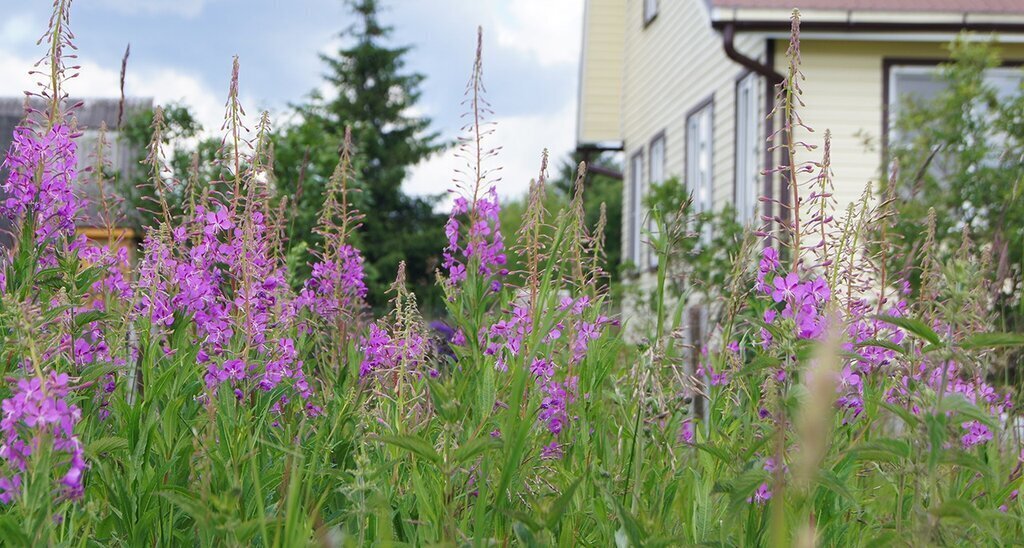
left=93, top=0, right=209, bottom=18
left=0, top=13, right=38, bottom=48
left=0, top=48, right=236, bottom=136
left=404, top=100, right=576, bottom=203
left=491, top=0, right=584, bottom=68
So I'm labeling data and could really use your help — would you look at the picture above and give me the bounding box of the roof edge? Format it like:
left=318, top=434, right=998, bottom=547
left=711, top=7, right=1024, bottom=33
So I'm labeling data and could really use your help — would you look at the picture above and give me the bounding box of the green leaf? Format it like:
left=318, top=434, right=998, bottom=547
left=880, top=402, right=922, bottom=428
left=939, top=395, right=997, bottom=428
left=426, top=377, right=458, bottom=422
left=377, top=434, right=441, bottom=465
left=498, top=508, right=543, bottom=532
left=159, top=487, right=211, bottom=526
left=849, top=438, right=911, bottom=463
left=0, top=515, right=29, bottom=545
left=932, top=498, right=983, bottom=523
left=452, top=435, right=502, bottom=465
left=513, top=521, right=542, bottom=547
left=86, top=436, right=129, bottom=457
left=855, top=338, right=908, bottom=355
left=875, top=314, right=942, bottom=346
left=941, top=450, right=992, bottom=476
left=73, top=310, right=108, bottom=330
left=741, top=353, right=781, bottom=376
left=545, top=475, right=584, bottom=530
left=612, top=497, right=648, bottom=546
left=960, top=332, right=1024, bottom=350
left=816, top=469, right=860, bottom=509
left=694, top=443, right=733, bottom=465
left=925, top=413, right=947, bottom=470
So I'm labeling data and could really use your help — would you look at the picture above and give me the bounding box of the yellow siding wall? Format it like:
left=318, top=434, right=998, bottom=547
left=777, top=39, right=1024, bottom=211
left=620, top=0, right=765, bottom=263
left=578, top=0, right=627, bottom=145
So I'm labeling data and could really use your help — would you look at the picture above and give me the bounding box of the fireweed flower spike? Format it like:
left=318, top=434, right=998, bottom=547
left=442, top=28, right=507, bottom=290
left=0, top=125, right=81, bottom=248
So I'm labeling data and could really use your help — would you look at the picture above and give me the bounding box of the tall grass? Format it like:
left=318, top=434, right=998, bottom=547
left=0, top=4, right=1021, bottom=546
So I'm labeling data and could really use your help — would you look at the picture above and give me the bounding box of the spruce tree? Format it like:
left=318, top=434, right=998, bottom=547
left=273, top=0, right=445, bottom=311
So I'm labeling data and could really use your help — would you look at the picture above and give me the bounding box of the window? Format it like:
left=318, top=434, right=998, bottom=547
left=889, top=64, right=1022, bottom=136
left=888, top=63, right=1022, bottom=173
left=627, top=151, right=644, bottom=266
left=646, top=134, right=666, bottom=268
left=735, top=73, right=760, bottom=225
left=686, top=101, right=713, bottom=241
left=643, top=0, right=658, bottom=26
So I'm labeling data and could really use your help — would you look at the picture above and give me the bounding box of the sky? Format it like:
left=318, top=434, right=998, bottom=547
left=0, top=0, right=585, bottom=200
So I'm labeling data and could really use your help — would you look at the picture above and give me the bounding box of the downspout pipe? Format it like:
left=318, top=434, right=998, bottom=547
left=720, top=23, right=785, bottom=231
left=722, top=23, right=783, bottom=85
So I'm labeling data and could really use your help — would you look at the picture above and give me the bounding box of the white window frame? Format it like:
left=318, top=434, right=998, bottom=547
left=687, top=101, right=714, bottom=242
left=627, top=151, right=644, bottom=267
left=735, top=73, right=760, bottom=225
left=646, top=134, right=666, bottom=268
left=643, top=0, right=658, bottom=26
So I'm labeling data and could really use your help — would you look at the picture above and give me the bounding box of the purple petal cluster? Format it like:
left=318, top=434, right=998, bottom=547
left=358, top=323, right=428, bottom=377
left=0, top=372, right=86, bottom=503
left=442, top=188, right=507, bottom=287
left=0, top=125, right=80, bottom=245
left=756, top=247, right=831, bottom=342
left=79, top=244, right=134, bottom=303
left=296, top=244, right=367, bottom=322
left=135, top=202, right=310, bottom=403
left=484, top=305, right=532, bottom=372
left=484, top=295, right=612, bottom=454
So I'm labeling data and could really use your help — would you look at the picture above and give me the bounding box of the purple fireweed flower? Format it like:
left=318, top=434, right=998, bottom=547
left=538, top=379, right=573, bottom=436
left=748, top=483, right=772, bottom=505
left=541, top=441, right=563, bottom=460
left=771, top=273, right=801, bottom=303
left=838, top=365, right=861, bottom=389
left=451, top=329, right=467, bottom=346
left=679, top=420, right=695, bottom=445
left=134, top=200, right=311, bottom=404
left=79, top=245, right=134, bottom=302
left=530, top=358, right=555, bottom=379
left=760, top=246, right=780, bottom=272
left=961, top=420, right=993, bottom=449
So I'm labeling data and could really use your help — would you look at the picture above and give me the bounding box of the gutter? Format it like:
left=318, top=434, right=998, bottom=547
left=710, top=7, right=1024, bottom=34
left=714, top=20, right=1024, bottom=34
left=720, top=23, right=785, bottom=228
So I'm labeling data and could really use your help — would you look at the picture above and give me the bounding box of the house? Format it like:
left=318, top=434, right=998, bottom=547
left=577, top=0, right=1024, bottom=275
left=0, top=97, right=152, bottom=255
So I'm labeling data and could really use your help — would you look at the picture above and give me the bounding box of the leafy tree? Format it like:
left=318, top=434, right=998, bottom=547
left=550, top=152, right=623, bottom=276
left=272, top=0, right=445, bottom=312
left=116, top=104, right=208, bottom=229
left=888, top=37, right=1024, bottom=332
